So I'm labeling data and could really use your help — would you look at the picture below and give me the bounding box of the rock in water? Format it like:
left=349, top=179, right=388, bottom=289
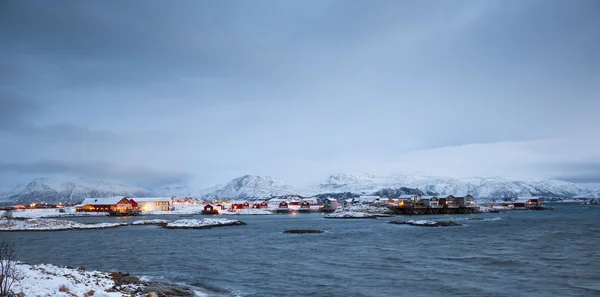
left=284, top=229, right=324, bottom=234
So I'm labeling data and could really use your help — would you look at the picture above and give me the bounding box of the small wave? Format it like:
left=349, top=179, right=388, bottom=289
left=466, top=217, right=501, bottom=221
left=567, top=281, right=600, bottom=292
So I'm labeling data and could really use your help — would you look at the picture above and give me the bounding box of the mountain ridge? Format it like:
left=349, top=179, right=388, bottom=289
left=1, top=173, right=598, bottom=204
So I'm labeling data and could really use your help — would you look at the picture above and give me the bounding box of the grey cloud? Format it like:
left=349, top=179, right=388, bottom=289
left=0, top=90, right=120, bottom=142
left=0, top=1, right=599, bottom=188
left=0, top=160, right=192, bottom=187
left=552, top=162, right=600, bottom=184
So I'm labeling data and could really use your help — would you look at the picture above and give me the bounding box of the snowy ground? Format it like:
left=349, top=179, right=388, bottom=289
left=11, top=262, right=139, bottom=297
left=0, top=217, right=246, bottom=231
left=323, top=211, right=383, bottom=219
left=4, top=208, right=108, bottom=219
left=130, top=219, right=169, bottom=225
left=8, top=262, right=209, bottom=297
left=343, top=204, right=393, bottom=214
left=224, top=209, right=273, bottom=215
left=165, top=218, right=245, bottom=229
left=324, top=204, right=393, bottom=218
left=0, top=219, right=122, bottom=231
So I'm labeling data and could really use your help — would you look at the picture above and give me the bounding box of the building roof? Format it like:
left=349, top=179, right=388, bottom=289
left=129, top=197, right=172, bottom=203
left=79, top=196, right=128, bottom=205
left=326, top=198, right=337, bottom=202
left=434, top=195, right=454, bottom=199
left=515, top=197, right=541, bottom=203
left=232, top=200, right=249, bottom=204
left=421, top=196, right=435, bottom=199
left=397, top=194, right=418, bottom=199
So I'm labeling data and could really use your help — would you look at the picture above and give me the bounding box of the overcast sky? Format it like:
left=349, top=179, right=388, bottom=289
left=1, top=0, right=599, bottom=188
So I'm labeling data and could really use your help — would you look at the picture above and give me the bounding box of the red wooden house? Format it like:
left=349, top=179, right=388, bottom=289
left=216, top=203, right=225, bottom=210
left=298, top=200, right=311, bottom=213
left=275, top=201, right=289, bottom=213
left=230, top=200, right=250, bottom=211
left=259, top=201, right=269, bottom=209
left=202, top=204, right=219, bottom=215
left=75, top=197, right=133, bottom=212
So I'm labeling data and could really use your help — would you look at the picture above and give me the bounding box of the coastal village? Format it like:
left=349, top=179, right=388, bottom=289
left=0, top=194, right=547, bottom=217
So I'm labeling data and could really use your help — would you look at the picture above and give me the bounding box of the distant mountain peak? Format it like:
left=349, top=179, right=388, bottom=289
left=0, top=177, right=152, bottom=204
left=200, top=175, right=294, bottom=200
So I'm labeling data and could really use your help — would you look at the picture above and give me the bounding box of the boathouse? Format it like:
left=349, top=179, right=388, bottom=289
left=323, top=198, right=339, bottom=210
left=455, top=195, right=475, bottom=207
left=259, top=201, right=269, bottom=209
left=397, top=194, right=421, bottom=201
left=75, top=197, right=133, bottom=212
left=216, top=203, right=225, bottom=210
left=513, top=197, right=542, bottom=208
left=275, top=201, right=289, bottom=213
left=299, top=200, right=311, bottom=212
left=202, top=204, right=219, bottom=214
left=421, top=196, right=440, bottom=208
left=231, top=200, right=250, bottom=211
left=130, top=197, right=173, bottom=211
left=436, top=195, right=459, bottom=208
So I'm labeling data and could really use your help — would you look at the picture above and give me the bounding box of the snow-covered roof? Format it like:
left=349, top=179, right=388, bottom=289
left=398, top=194, right=418, bottom=199
left=517, top=196, right=541, bottom=200
left=515, top=197, right=541, bottom=203
left=421, top=196, right=435, bottom=199
left=79, top=196, right=128, bottom=205
left=326, top=198, right=337, bottom=202
left=434, top=195, right=453, bottom=199
left=130, top=197, right=172, bottom=203
left=232, top=200, right=249, bottom=204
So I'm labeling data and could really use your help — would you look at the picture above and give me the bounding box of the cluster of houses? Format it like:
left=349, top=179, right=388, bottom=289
left=495, top=196, right=543, bottom=209
left=75, top=196, right=173, bottom=214
left=70, top=194, right=545, bottom=216
left=202, top=197, right=339, bottom=214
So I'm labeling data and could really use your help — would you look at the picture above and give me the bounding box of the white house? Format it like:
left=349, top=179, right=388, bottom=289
left=130, top=197, right=173, bottom=211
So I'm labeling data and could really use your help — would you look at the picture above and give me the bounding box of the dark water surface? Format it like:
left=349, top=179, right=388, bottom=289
left=3, top=203, right=600, bottom=297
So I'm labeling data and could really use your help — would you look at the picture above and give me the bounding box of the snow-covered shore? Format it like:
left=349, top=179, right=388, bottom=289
left=0, top=218, right=122, bottom=231
left=224, top=209, right=273, bottom=215
left=6, top=208, right=109, bottom=219
left=324, top=204, right=392, bottom=219
left=165, top=218, right=246, bottom=229
left=0, top=218, right=246, bottom=231
left=12, top=263, right=137, bottom=297
left=8, top=262, right=208, bottom=297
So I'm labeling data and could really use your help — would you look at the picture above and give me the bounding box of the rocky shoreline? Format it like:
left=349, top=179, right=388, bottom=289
left=10, top=262, right=212, bottom=297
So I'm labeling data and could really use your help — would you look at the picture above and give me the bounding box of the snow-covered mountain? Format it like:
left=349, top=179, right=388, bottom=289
left=0, top=178, right=152, bottom=204
left=199, top=175, right=296, bottom=201
left=2, top=173, right=597, bottom=204
left=318, top=173, right=598, bottom=198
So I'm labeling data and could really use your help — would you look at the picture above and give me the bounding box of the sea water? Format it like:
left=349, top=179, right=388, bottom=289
left=4, top=203, right=599, bottom=296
